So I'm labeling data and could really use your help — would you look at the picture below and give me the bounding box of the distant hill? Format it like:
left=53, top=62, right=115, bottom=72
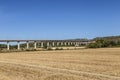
left=93, top=36, right=120, bottom=42
left=67, top=38, right=89, bottom=42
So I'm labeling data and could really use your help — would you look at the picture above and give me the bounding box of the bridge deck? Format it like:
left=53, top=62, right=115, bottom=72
left=0, top=40, right=89, bottom=42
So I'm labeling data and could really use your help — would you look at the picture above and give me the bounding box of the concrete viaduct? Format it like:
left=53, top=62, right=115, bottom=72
left=0, top=40, right=90, bottom=50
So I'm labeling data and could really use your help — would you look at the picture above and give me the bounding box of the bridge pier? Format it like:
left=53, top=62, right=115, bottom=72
left=70, top=42, right=73, bottom=45
left=34, top=41, right=37, bottom=49
left=64, top=42, right=67, bottom=46
left=17, top=41, right=20, bottom=50
left=41, top=42, right=44, bottom=48
left=75, top=42, right=79, bottom=47
left=26, top=41, right=29, bottom=49
left=68, top=42, right=70, bottom=46
left=77, top=42, right=80, bottom=46
left=47, top=42, right=49, bottom=47
left=61, top=42, right=63, bottom=46
left=74, top=42, right=76, bottom=46
left=7, top=41, right=10, bottom=50
left=52, top=42, right=55, bottom=47
left=57, top=42, right=59, bottom=46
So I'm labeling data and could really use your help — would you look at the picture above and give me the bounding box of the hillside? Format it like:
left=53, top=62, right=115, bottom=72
left=93, top=36, right=120, bottom=41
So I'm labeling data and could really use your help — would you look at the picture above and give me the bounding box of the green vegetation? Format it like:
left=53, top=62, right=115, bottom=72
left=87, top=36, right=120, bottom=48
left=25, top=49, right=37, bottom=51
left=47, top=47, right=53, bottom=50
left=93, top=35, right=120, bottom=41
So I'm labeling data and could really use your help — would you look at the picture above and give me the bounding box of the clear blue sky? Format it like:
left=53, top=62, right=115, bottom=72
left=0, top=0, right=120, bottom=40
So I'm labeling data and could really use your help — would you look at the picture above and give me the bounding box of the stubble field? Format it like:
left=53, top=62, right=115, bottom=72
left=0, top=48, right=120, bottom=80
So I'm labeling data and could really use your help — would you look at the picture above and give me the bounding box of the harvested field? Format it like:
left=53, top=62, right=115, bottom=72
left=0, top=48, right=120, bottom=80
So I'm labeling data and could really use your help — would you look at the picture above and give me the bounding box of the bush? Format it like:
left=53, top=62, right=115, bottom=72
left=55, top=47, right=59, bottom=50
left=87, top=43, right=98, bottom=48
left=60, top=48, right=63, bottom=50
left=87, top=39, right=110, bottom=48
left=25, top=49, right=37, bottom=51
left=47, top=48, right=53, bottom=50
left=26, top=49, right=30, bottom=51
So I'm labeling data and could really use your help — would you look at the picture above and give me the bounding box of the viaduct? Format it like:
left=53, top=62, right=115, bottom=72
left=0, top=40, right=90, bottom=50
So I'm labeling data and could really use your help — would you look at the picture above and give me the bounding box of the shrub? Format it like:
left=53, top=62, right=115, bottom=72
left=47, top=48, right=53, bottom=50
left=87, top=39, right=110, bottom=48
left=60, top=48, right=63, bottom=50
left=55, top=47, right=59, bottom=50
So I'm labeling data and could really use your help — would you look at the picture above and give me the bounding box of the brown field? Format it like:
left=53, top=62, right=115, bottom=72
left=0, top=48, right=120, bottom=80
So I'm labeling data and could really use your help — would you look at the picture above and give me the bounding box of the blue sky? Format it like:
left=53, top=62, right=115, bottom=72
left=0, top=0, right=120, bottom=40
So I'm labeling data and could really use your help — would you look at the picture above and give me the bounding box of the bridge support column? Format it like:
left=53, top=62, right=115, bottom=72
left=26, top=41, right=29, bottom=49
left=57, top=42, right=59, bottom=46
left=79, top=42, right=81, bottom=46
left=7, top=41, right=10, bottom=50
left=68, top=42, right=70, bottom=46
left=78, top=42, right=80, bottom=46
left=17, top=41, right=20, bottom=50
left=64, top=42, right=66, bottom=46
left=73, top=42, right=76, bottom=46
left=47, top=42, right=49, bottom=47
left=52, top=42, right=55, bottom=47
left=75, top=42, right=78, bottom=47
left=61, top=42, right=63, bottom=46
left=41, top=42, right=44, bottom=48
left=34, top=41, right=37, bottom=49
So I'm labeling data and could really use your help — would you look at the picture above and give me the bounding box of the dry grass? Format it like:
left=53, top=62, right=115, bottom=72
left=0, top=48, right=120, bottom=80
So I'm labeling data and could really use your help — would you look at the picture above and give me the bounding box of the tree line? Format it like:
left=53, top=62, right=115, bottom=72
left=87, top=36, right=120, bottom=48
